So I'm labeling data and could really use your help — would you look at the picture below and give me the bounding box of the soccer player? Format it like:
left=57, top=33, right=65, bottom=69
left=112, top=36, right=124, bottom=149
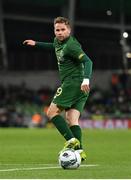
left=23, top=16, right=93, bottom=161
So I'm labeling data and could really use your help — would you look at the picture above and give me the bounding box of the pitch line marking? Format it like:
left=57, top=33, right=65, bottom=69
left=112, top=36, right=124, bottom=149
left=0, top=164, right=99, bottom=172
left=0, top=163, right=58, bottom=166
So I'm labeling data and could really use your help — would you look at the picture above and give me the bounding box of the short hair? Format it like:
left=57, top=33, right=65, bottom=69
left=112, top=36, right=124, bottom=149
left=54, top=17, right=70, bottom=27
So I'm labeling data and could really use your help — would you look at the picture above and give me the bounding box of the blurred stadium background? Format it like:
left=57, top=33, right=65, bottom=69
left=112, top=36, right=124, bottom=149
left=0, top=0, right=131, bottom=129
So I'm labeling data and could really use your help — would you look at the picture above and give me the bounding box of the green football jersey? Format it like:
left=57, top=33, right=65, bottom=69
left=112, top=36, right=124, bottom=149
left=35, top=36, right=92, bottom=111
left=53, top=36, right=86, bottom=82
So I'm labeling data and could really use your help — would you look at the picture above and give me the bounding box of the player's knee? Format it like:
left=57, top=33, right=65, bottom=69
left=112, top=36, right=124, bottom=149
left=66, top=113, right=74, bottom=122
left=46, top=107, right=59, bottom=120
left=66, top=114, right=72, bottom=125
left=66, top=114, right=79, bottom=126
left=46, top=108, right=52, bottom=119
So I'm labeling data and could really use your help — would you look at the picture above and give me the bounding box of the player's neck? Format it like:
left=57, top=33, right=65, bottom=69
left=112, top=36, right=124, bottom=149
left=57, top=36, right=70, bottom=44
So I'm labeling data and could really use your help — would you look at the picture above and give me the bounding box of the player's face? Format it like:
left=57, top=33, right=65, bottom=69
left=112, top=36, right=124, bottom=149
left=54, top=23, right=71, bottom=41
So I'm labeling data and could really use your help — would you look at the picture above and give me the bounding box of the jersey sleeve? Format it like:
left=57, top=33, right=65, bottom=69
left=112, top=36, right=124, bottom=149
left=67, top=39, right=93, bottom=79
left=67, top=41, right=85, bottom=61
left=35, top=42, right=54, bottom=49
left=81, top=55, right=93, bottom=79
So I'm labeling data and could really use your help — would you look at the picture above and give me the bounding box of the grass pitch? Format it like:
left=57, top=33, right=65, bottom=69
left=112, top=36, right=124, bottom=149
left=0, top=128, right=131, bottom=178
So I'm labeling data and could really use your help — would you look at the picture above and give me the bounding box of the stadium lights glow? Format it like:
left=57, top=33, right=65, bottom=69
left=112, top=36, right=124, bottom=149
left=126, top=52, right=131, bottom=58
left=123, top=32, right=128, bottom=38
left=106, top=10, right=112, bottom=16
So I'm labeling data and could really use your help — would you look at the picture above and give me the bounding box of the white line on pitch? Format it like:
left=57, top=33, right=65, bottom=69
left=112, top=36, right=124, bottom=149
left=0, top=163, right=57, bottom=166
left=0, top=164, right=99, bottom=172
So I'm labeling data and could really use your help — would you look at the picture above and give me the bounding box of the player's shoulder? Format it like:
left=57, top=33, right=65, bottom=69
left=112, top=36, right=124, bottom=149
left=53, top=37, right=57, bottom=45
left=68, top=36, right=80, bottom=44
left=67, top=36, right=81, bottom=48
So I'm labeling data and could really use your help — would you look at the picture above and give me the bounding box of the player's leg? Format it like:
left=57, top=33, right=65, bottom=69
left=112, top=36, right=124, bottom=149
left=47, top=102, right=74, bottom=141
left=47, top=103, right=80, bottom=151
left=49, top=82, right=81, bottom=150
left=66, top=109, right=82, bottom=148
left=66, top=108, right=87, bottom=161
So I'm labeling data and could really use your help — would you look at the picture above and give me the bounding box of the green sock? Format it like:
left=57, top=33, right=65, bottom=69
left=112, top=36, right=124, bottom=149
left=70, top=125, right=83, bottom=149
left=51, top=115, right=74, bottom=141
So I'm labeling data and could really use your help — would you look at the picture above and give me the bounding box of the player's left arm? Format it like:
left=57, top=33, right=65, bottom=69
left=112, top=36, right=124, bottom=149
left=79, top=54, right=93, bottom=93
left=67, top=42, right=93, bottom=93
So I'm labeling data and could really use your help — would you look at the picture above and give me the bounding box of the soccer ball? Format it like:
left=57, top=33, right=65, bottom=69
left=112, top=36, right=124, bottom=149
left=58, top=149, right=81, bottom=169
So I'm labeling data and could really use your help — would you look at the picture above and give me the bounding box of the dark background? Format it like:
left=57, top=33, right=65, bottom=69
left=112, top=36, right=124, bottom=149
left=0, top=0, right=131, bottom=127
left=1, top=0, right=131, bottom=71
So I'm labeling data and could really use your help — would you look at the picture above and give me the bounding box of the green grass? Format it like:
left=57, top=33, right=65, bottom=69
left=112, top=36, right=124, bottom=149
left=0, top=128, right=131, bottom=178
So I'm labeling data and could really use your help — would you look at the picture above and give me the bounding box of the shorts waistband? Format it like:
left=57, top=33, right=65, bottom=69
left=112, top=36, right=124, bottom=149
left=62, top=76, right=83, bottom=82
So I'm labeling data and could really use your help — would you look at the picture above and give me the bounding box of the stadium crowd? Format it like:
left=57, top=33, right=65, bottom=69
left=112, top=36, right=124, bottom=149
left=0, top=72, right=131, bottom=127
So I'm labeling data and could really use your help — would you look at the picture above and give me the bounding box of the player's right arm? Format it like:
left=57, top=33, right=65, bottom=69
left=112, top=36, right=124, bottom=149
left=23, top=39, right=54, bottom=49
left=23, top=39, right=36, bottom=46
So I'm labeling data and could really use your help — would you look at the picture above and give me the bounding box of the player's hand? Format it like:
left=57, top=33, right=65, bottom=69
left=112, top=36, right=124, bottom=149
left=23, top=40, right=36, bottom=46
left=81, top=78, right=90, bottom=93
